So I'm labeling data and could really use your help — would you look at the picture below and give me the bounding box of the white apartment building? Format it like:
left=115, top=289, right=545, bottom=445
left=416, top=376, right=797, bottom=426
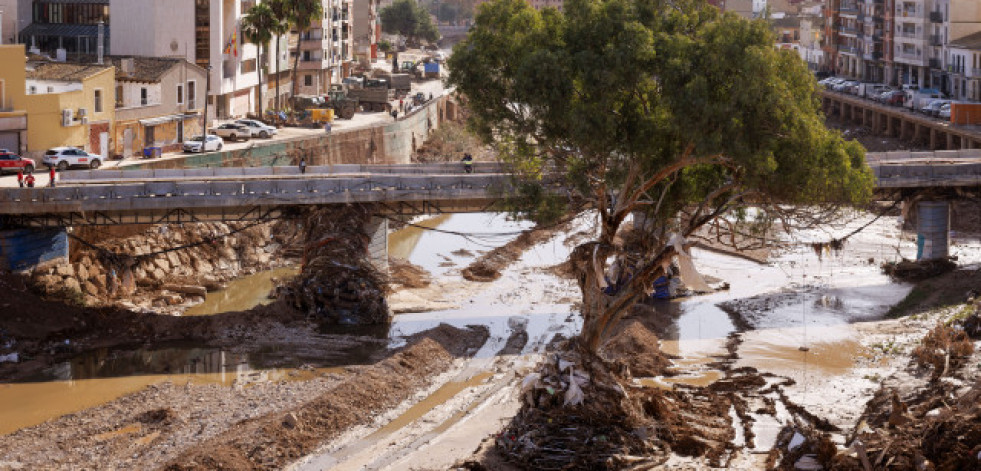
left=893, top=0, right=931, bottom=87
left=296, top=0, right=353, bottom=96
left=109, top=0, right=275, bottom=120
left=353, top=0, right=380, bottom=63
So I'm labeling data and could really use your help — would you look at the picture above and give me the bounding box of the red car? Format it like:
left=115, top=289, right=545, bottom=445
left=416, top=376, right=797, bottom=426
left=882, top=90, right=905, bottom=106
left=0, top=152, right=34, bottom=175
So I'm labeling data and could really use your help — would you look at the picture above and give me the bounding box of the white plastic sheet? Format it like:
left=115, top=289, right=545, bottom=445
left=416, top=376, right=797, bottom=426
left=668, top=233, right=712, bottom=292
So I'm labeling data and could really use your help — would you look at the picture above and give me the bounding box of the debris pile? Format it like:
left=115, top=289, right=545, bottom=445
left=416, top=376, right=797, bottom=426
left=496, top=329, right=737, bottom=469
left=280, top=205, right=390, bottom=325
left=462, top=219, right=573, bottom=282
left=601, top=320, right=672, bottom=377
left=766, top=425, right=837, bottom=470
left=912, top=322, right=975, bottom=381
left=881, top=258, right=956, bottom=282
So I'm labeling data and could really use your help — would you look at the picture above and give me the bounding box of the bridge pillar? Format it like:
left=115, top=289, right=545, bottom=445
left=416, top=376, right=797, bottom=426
left=899, top=120, right=909, bottom=140
left=963, top=136, right=972, bottom=150
left=916, top=201, right=950, bottom=261
left=929, top=128, right=937, bottom=149
left=0, top=228, right=68, bottom=271
left=366, top=216, right=389, bottom=275
left=947, top=132, right=955, bottom=150
left=872, top=113, right=880, bottom=135
left=886, top=116, right=893, bottom=136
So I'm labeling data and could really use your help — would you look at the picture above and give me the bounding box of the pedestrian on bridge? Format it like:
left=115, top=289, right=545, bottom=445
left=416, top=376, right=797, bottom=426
left=462, top=153, right=474, bottom=174
left=16, top=170, right=23, bottom=188
left=24, top=173, right=35, bottom=188
left=299, top=157, right=307, bottom=174
left=48, top=165, right=56, bottom=188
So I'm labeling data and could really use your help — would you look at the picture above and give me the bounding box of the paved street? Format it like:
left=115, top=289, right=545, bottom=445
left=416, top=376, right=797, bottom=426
left=0, top=69, right=447, bottom=189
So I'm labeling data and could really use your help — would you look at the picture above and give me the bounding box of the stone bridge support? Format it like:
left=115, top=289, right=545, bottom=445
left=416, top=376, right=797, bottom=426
left=916, top=201, right=950, bottom=261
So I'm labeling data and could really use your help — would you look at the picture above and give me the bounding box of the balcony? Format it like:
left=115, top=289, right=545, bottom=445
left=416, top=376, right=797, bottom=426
left=840, top=46, right=859, bottom=55
left=299, top=38, right=324, bottom=49
left=929, top=58, right=941, bottom=68
left=840, top=7, right=859, bottom=16
left=896, top=31, right=921, bottom=40
left=929, top=11, right=943, bottom=23
left=864, top=51, right=883, bottom=60
left=973, top=68, right=981, bottom=77
left=930, top=34, right=943, bottom=46
left=840, top=26, right=859, bottom=36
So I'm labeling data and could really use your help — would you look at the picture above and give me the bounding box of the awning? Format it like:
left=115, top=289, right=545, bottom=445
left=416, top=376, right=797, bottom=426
left=20, top=23, right=110, bottom=41
left=139, top=114, right=184, bottom=126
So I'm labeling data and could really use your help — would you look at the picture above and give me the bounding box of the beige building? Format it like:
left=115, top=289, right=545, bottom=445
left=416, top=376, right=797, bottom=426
left=353, top=0, right=380, bottom=63
left=297, top=0, right=354, bottom=96
left=0, top=44, right=28, bottom=153
left=109, top=56, right=208, bottom=158
left=23, top=59, right=115, bottom=159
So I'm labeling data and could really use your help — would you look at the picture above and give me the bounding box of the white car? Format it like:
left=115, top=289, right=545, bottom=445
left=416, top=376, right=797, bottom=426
left=210, top=123, right=251, bottom=141
left=235, top=119, right=278, bottom=139
left=42, top=147, right=103, bottom=170
left=183, top=135, right=223, bottom=153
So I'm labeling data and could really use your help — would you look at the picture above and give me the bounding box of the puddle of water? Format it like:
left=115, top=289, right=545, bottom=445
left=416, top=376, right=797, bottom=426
left=388, top=213, right=534, bottom=277
left=737, top=327, right=867, bottom=377
left=366, top=371, right=493, bottom=440
left=637, top=369, right=725, bottom=390
left=93, top=423, right=142, bottom=442
left=184, top=266, right=299, bottom=316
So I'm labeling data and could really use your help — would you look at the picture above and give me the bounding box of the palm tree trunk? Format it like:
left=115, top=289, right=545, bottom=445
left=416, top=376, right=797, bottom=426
left=291, top=28, right=303, bottom=103
left=275, top=35, right=281, bottom=110
left=257, top=44, right=264, bottom=118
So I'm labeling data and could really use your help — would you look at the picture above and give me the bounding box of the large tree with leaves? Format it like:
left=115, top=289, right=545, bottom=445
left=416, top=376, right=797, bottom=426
left=264, top=0, right=290, bottom=111
left=449, top=0, right=872, bottom=352
left=286, top=0, right=323, bottom=100
left=242, top=3, right=276, bottom=117
left=381, top=0, right=440, bottom=46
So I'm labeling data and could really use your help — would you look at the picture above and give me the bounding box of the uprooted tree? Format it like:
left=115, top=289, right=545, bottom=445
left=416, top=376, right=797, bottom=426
left=448, top=0, right=873, bottom=353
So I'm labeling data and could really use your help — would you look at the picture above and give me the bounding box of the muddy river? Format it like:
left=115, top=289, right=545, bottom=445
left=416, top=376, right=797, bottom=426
left=4, top=210, right=977, bottom=449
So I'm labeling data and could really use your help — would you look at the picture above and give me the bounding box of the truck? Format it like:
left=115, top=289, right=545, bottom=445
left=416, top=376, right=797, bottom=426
left=347, top=86, right=394, bottom=112
left=292, top=92, right=357, bottom=120
left=424, top=62, right=440, bottom=79
left=904, top=88, right=943, bottom=110
left=387, top=73, right=412, bottom=97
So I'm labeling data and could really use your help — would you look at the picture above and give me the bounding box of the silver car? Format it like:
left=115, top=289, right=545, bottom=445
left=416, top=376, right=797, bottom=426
left=235, top=119, right=278, bottom=139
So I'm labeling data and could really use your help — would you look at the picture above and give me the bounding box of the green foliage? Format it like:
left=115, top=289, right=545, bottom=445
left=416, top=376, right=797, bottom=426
left=242, top=3, right=277, bottom=115
left=449, top=0, right=872, bottom=224
left=887, top=286, right=929, bottom=318
left=285, top=0, right=324, bottom=99
left=378, top=39, right=393, bottom=53
left=381, top=0, right=441, bottom=44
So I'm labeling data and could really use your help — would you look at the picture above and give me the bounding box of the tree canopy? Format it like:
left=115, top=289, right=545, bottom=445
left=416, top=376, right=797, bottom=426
left=242, top=3, right=277, bottom=116
left=449, top=0, right=873, bottom=350
left=381, top=0, right=440, bottom=45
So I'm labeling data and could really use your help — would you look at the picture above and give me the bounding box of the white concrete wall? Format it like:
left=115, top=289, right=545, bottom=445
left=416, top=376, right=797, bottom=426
left=26, top=80, right=82, bottom=94
left=117, top=82, right=162, bottom=108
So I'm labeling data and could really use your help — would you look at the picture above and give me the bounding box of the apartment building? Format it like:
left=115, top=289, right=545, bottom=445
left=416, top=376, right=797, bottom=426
left=109, top=0, right=268, bottom=120
left=353, top=0, right=380, bottom=62
left=296, top=0, right=353, bottom=96
left=18, top=0, right=110, bottom=59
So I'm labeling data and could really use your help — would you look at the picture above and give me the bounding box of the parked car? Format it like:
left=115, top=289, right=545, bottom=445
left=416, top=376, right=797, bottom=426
left=183, top=134, right=223, bottom=153
left=859, top=84, right=891, bottom=99
left=938, top=103, right=952, bottom=120
left=834, top=80, right=859, bottom=92
left=42, top=147, right=103, bottom=170
left=881, top=90, right=906, bottom=106
left=235, top=119, right=278, bottom=139
left=210, top=123, right=251, bottom=141
left=820, top=77, right=844, bottom=89
left=0, top=152, right=34, bottom=175
left=921, top=99, right=951, bottom=117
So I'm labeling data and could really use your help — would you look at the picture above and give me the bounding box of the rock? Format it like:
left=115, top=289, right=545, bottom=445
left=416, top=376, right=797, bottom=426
left=163, top=284, right=208, bottom=297
left=56, top=264, right=75, bottom=277
left=155, top=258, right=171, bottom=272
left=92, top=274, right=107, bottom=290
left=83, top=281, right=99, bottom=297
left=134, top=266, right=147, bottom=280
left=257, top=252, right=271, bottom=265
left=76, top=263, right=89, bottom=281
left=63, top=277, right=81, bottom=293
left=152, top=268, right=166, bottom=281
left=283, top=412, right=300, bottom=430
left=163, top=294, right=183, bottom=306
left=167, top=252, right=180, bottom=269
left=219, top=247, right=237, bottom=260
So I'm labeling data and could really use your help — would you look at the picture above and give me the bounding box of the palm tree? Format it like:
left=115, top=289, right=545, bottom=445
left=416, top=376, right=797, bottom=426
left=287, top=0, right=323, bottom=101
left=242, top=3, right=276, bottom=117
left=266, top=0, right=290, bottom=111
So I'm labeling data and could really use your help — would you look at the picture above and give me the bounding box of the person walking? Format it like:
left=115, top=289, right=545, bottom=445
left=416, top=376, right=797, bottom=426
left=391, top=109, right=398, bottom=121
left=461, top=153, right=474, bottom=174
left=25, top=173, right=35, bottom=188
left=299, top=157, right=307, bottom=174
left=16, top=170, right=23, bottom=188
left=324, top=122, right=332, bottom=134
left=48, top=165, right=56, bottom=188
left=399, top=99, right=404, bottom=113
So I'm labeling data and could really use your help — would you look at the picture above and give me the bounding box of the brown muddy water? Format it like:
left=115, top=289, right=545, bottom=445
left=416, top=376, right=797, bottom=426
left=184, top=266, right=299, bottom=316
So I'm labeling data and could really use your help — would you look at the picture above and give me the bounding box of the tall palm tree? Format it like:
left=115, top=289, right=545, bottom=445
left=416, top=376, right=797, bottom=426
left=287, top=0, right=324, bottom=101
left=266, top=0, right=291, bottom=111
left=242, top=3, right=275, bottom=117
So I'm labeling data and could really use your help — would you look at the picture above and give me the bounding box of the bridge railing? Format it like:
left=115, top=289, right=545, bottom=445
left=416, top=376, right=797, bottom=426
left=866, top=149, right=981, bottom=163
left=58, top=163, right=510, bottom=182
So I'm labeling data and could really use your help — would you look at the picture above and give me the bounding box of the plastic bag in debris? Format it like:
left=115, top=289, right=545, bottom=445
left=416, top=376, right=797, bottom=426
left=558, top=359, right=575, bottom=372
left=668, top=233, right=712, bottom=292
left=564, top=368, right=589, bottom=406
left=521, top=372, right=542, bottom=394
left=0, top=352, right=17, bottom=363
left=788, top=431, right=806, bottom=451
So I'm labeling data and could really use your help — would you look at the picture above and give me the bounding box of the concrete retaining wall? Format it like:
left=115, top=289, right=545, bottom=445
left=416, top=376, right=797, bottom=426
left=124, top=96, right=455, bottom=170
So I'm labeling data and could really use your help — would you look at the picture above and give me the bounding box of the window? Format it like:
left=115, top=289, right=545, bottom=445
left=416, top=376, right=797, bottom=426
left=140, top=87, right=148, bottom=106
left=177, top=84, right=184, bottom=105
left=94, top=89, right=102, bottom=112
left=187, top=80, right=196, bottom=109
left=29, top=86, right=36, bottom=94
left=47, top=86, right=54, bottom=93
left=115, top=84, right=123, bottom=108
left=240, top=58, right=256, bottom=74
left=304, top=75, right=312, bottom=86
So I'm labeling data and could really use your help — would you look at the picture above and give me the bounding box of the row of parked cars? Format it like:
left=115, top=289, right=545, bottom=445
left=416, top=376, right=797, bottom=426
left=0, top=146, right=105, bottom=175
left=818, top=76, right=959, bottom=119
left=182, top=119, right=279, bottom=153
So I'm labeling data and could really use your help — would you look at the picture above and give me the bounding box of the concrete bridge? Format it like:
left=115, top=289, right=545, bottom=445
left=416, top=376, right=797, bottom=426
left=821, top=90, right=981, bottom=150
left=0, top=163, right=512, bottom=228
left=866, top=149, right=981, bottom=189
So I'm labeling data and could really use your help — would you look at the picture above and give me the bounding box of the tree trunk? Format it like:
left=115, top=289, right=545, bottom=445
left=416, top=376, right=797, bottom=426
left=275, top=35, right=281, bottom=110
left=291, top=28, right=303, bottom=103
left=256, top=44, right=264, bottom=118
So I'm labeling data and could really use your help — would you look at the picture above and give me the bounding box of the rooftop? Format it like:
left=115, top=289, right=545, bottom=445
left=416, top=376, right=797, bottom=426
left=25, top=62, right=112, bottom=82
left=949, top=31, right=981, bottom=51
